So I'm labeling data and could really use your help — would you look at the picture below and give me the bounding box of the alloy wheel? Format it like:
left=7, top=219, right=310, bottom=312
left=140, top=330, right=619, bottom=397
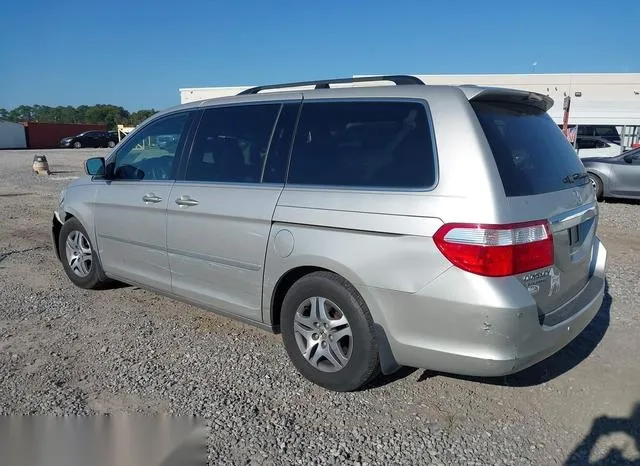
left=65, top=230, right=93, bottom=278
left=293, top=297, right=353, bottom=373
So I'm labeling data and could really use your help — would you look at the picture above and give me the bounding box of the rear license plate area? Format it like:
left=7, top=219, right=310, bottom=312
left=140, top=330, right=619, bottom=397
left=568, top=225, right=580, bottom=246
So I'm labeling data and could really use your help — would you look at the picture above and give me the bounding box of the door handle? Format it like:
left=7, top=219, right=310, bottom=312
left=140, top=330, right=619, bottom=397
left=142, top=193, right=163, bottom=204
left=175, top=196, right=199, bottom=207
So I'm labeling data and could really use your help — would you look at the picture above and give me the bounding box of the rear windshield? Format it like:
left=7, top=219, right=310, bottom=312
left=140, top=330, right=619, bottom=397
left=472, top=100, right=587, bottom=196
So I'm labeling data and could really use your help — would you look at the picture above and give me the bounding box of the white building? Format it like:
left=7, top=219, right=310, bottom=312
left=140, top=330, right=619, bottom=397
left=179, top=72, right=640, bottom=143
left=179, top=86, right=251, bottom=104
left=0, top=120, right=27, bottom=149
left=390, top=73, right=640, bottom=128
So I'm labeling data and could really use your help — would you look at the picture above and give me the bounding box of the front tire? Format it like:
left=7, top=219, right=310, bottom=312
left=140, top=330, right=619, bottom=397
left=58, top=217, right=108, bottom=289
left=73, top=141, right=82, bottom=149
left=589, top=173, right=603, bottom=201
left=281, top=271, right=380, bottom=392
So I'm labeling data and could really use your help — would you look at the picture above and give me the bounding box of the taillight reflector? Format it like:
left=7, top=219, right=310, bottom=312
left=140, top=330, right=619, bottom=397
left=433, top=220, right=554, bottom=277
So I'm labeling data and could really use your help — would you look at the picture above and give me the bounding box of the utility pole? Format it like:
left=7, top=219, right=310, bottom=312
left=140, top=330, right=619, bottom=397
left=562, top=96, right=571, bottom=136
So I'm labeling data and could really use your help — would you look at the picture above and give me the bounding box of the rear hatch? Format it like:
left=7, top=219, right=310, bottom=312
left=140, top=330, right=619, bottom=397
left=471, top=94, right=597, bottom=317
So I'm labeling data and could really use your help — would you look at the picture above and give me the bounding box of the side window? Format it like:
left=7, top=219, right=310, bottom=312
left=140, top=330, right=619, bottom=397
left=112, top=112, right=191, bottom=181
left=287, top=101, right=436, bottom=189
left=595, top=140, right=610, bottom=148
left=185, top=104, right=281, bottom=183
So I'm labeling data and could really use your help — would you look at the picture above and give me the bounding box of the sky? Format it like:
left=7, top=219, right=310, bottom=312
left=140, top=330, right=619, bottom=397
left=1, top=0, right=638, bottom=111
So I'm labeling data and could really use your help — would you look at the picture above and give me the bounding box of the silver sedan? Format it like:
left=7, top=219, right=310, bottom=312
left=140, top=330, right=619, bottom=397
left=583, top=147, right=640, bottom=201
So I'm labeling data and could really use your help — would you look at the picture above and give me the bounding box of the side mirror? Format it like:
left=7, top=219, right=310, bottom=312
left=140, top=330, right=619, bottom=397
left=85, top=157, right=105, bottom=176
left=623, top=154, right=633, bottom=164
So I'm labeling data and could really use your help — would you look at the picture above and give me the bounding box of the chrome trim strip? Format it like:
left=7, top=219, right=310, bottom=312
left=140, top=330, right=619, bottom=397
left=99, top=234, right=262, bottom=272
left=167, top=248, right=261, bottom=272
left=99, top=234, right=165, bottom=252
left=549, top=202, right=597, bottom=233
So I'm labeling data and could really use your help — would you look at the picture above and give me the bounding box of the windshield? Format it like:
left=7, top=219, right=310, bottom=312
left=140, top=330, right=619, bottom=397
left=472, top=100, right=587, bottom=197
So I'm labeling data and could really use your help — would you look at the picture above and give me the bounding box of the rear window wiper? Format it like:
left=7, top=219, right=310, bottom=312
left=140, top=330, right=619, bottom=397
left=563, top=172, right=588, bottom=184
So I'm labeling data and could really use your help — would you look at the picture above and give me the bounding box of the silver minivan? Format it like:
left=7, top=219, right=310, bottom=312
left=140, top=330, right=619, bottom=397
left=52, top=75, right=607, bottom=392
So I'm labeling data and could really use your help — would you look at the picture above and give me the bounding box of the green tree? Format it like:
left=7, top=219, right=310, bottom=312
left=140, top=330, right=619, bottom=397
left=8, top=105, right=35, bottom=122
left=1, top=104, right=157, bottom=129
left=130, top=109, right=157, bottom=126
left=60, top=106, right=78, bottom=123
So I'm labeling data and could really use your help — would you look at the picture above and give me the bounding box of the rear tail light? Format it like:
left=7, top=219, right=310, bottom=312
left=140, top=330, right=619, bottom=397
left=433, top=220, right=554, bottom=277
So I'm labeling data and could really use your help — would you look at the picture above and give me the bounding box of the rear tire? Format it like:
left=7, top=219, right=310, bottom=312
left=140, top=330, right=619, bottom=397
left=108, top=140, right=116, bottom=148
left=58, top=217, right=109, bottom=289
left=281, top=271, right=380, bottom=392
left=589, top=173, right=603, bottom=200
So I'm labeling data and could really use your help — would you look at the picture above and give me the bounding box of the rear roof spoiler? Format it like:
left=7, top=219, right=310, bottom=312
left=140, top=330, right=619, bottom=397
left=464, top=86, right=554, bottom=112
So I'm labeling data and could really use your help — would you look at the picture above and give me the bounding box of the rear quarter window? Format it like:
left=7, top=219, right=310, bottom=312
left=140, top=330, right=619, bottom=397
left=472, top=100, right=586, bottom=196
left=287, top=100, right=437, bottom=189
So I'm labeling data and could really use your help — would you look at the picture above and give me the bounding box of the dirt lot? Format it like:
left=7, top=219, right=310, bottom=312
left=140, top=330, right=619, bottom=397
left=1, top=148, right=639, bottom=465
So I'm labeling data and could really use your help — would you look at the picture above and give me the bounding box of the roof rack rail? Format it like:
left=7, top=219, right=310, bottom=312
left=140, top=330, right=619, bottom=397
left=237, top=74, right=424, bottom=95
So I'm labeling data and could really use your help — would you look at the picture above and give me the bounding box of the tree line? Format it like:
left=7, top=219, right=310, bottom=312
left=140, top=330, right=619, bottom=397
left=0, top=104, right=157, bottom=130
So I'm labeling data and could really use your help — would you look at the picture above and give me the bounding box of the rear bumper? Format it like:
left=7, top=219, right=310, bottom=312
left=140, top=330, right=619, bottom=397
left=364, top=237, right=608, bottom=377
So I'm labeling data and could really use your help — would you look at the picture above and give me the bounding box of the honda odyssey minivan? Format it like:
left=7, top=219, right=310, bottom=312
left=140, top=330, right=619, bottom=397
left=52, top=75, right=607, bottom=391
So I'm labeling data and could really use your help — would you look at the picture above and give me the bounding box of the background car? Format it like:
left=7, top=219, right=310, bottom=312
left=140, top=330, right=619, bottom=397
left=108, top=130, right=121, bottom=144
left=583, top=147, right=640, bottom=200
left=60, top=131, right=118, bottom=149
left=575, top=136, right=623, bottom=159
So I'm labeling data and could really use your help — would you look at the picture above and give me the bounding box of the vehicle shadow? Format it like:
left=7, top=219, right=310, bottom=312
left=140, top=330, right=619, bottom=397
left=367, top=280, right=612, bottom=390
left=417, top=281, right=612, bottom=388
left=564, top=402, right=640, bottom=465
left=362, top=366, right=419, bottom=390
left=100, top=280, right=131, bottom=290
left=601, top=198, right=640, bottom=206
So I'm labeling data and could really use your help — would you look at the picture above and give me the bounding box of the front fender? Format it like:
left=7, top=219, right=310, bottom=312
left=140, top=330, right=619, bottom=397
left=60, top=184, right=100, bottom=247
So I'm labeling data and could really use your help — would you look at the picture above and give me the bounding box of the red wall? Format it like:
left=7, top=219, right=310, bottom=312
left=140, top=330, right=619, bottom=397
left=23, top=122, right=107, bottom=149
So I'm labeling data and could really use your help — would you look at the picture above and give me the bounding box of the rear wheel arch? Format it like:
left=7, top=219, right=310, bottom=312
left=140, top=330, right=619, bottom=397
left=269, top=265, right=400, bottom=377
left=270, top=266, right=330, bottom=331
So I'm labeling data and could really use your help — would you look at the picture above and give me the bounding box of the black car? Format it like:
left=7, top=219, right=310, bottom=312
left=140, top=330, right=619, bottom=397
left=582, top=147, right=640, bottom=201
left=60, top=131, right=118, bottom=149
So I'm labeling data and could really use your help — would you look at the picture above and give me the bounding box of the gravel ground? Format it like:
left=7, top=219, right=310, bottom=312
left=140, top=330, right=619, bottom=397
left=0, top=149, right=639, bottom=465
